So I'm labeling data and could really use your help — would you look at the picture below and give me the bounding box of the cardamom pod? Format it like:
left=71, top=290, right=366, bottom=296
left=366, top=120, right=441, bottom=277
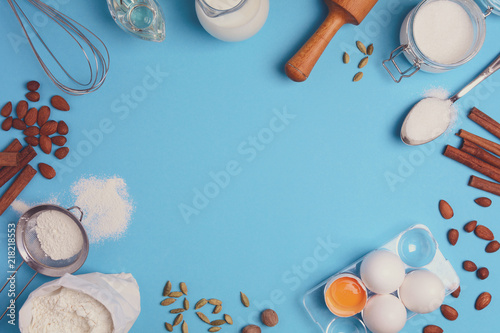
left=180, top=282, right=188, bottom=295
left=367, top=44, right=374, bottom=55
left=163, top=281, right=172, bottom=297
left=224, top=314, right=233, bottom=325
left=358, top=57, right=369, bottom=69
left=196, top=312, right=211, bottom=324
left=213, top=305, right=222, bottom=314
left=165, top=323, right=173, bottom=332
left=211, top=319, right=226, bottom=326
left=208, top=299, right=222, bottom=306
left=183, top=298, right=189, bottom=310
left=342, top=52, right=350, bottom=64
left=160, top=298, right=176, bottom=306
left=353, top=72, right=363, bottom=82
left=240, top=292, right=250, bottom=307
left=182, top=321, right=188, bottom=333
left=170, top=308, right=185, bottom=314
left=173, top=314, right=183, bottom=326
left=356, top=41, right=367, bottom=55
left=169, top=292, right=183, bottom=298
left=208, top=328, right=221, bottom=332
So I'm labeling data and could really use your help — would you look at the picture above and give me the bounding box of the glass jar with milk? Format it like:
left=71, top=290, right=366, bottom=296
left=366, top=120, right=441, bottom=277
left=195, top=0, right=269, bottom=42
left=383, top=0, right=494, bottom=83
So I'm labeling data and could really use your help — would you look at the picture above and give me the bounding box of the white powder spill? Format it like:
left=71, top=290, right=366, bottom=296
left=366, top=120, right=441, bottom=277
left=29, top=287, right=113, bottom=333
left=71, top=176, right=133, bottom=243
left=35, top=210, right=84, bottom=261
left=413, top=0, right=474, bottom=64
left=12, top=197, right=60, bottom=216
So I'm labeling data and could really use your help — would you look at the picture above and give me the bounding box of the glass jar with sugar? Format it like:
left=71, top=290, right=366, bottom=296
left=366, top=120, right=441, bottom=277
left=383, top=0, right=497, bottom=83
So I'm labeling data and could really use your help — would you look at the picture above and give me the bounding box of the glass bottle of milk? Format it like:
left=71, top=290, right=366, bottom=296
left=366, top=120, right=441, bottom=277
left=195, top=0, right=269, bottom=42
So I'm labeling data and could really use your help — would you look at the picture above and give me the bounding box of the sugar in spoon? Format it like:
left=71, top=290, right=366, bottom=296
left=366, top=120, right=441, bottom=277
left=401, top=53, right=500, bottom=146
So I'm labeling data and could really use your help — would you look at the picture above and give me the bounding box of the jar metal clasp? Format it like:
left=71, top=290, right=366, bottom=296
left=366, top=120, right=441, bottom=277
left=382, top=45, right=421, bottom=83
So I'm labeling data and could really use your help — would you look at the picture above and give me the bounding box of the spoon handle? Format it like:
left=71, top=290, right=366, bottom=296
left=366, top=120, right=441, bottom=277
left=450, top=53, right=500, bottom=103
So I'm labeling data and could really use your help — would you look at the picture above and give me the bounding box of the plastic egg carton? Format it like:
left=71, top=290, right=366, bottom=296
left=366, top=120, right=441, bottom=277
left=303, top=224, right=459, bottom=333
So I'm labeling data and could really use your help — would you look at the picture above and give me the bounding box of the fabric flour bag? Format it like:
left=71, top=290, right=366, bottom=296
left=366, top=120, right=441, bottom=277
left=19, top=272, right=140, bottom=333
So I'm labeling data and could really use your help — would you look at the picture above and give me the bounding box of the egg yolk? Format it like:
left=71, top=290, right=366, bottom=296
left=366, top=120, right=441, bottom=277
left=325, top=276, right=367, bottom=317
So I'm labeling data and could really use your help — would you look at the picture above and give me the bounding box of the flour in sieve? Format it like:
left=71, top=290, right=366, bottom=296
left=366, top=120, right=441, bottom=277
left=71, top=176, right=133, bottom=243
left=35, top=210, right=84, bottom=261
left=28, top=287, right=113, bottom=333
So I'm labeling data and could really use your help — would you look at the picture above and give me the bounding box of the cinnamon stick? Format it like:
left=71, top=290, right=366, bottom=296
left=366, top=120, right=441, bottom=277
left=443, top=145, right=500, bottom=183
left=0, top=139, right=23, bottom=173
left=461, top=140, right=500, bottom=169
left=0, top=145, right=37, bottom=188
left=0, top=165, right=37, bottom=216
left=0, top=153, right=19, bottom=167
left=468, top=107, right=500, bottom=140
left=469, top=175, right=500, bottom=196
left=457, top=129, right=500, bottom=157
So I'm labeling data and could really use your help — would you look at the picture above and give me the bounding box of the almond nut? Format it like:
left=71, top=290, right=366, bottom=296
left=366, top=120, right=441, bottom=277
left=27, top=80, right=40, bottom=91
left=26, top=92, right=40, bottom=102
left=40, top=120, right=57, bottom=136
left=25, top=108, right=37, bottom=126
left=423, top=325, right=443, bottom=333
left=448, top=229, right=459, bottom=246
left=25, top=136, right=39, bottom=147
left=475, top=197, right=492, bottom=207
left=475, top=225, right=494, bottom=241
left=242, top=325, right=261, bottom=333
left=38, top=163, right=56, bottom=179
left=37, top=106, right=50, bottom=126
left=23, top=126, right=40, bottom=136
left=464, top=220, right=477, bottom=233
left=463, top=260, right=477, bottom=272
left=51, top=95, right=70, bottom=111
left=440, top=304, right=458, bottom=320
left=477, top=267, right=489, bottom=280
left=51, top=136, right=67, bottom=146
left=57, top=120, right=69, bottom=135
left=16, top=100, right=28, bottom=119
left=1, top=102, right=12, bottom=117
left=475, top=292, right=491, bottom=310
left=39, top=135, right=52, bottom=154
left=2, top=117, right=12, bottom=131
left=486, top=240, right=500, bottom=253
left=261, top=309, right=278, bottom=327
left=439, top=200, right=454, bottom=219
left=12, top=118, right=27, bottom=130
left=451, top=286, right=460, bottom=298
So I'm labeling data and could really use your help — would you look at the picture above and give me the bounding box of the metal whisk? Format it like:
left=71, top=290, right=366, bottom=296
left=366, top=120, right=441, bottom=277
left=7, top=0, right=110, bottom=95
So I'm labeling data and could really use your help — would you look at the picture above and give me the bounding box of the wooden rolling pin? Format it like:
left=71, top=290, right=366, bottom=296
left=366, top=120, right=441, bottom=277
left=0, top=152, right=20, bottom=167
left=285, top=0, right=379, bottom=82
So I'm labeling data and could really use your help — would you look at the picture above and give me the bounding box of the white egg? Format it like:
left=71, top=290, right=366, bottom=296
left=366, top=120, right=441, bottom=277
left=362, top=294, right=407, bottom=333
left=360, top=250, right=406, bottom=294
left=399, top=269, right=445, bottom=314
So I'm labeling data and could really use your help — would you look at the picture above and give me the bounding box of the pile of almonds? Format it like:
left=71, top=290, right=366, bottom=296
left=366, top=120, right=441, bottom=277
left=426, top=198, right=497, bottom=332
left=160, top=281, right=278, bottom=332
left=1, top=80, right=71, bottom=179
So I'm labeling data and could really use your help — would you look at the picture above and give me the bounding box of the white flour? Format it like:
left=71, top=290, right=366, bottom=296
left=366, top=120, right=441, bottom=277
left=35, top=210, right=84, bottom=261
left=28, top=287, right=113, bottom=333
left=71, top=176, right=133, bottom=243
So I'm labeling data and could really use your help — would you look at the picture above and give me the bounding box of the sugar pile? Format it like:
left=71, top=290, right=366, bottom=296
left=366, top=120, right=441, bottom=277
left=35, top=210, right=84, bottom=261
left=71, top=176, right=133, bottom=243
left=28, top=287, right=113, bottom=333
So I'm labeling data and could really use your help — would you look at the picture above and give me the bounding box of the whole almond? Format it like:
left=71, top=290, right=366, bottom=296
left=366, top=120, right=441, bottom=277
left=165, top=323, right=173, bottom=332
left=160, top=298, right=176, bottom=306
left=196, top=312, right=210, bottom=324
left=224, top=314, right=233, bottom=325
left=57, top=120, right=69, bottom=135
left=12, top=118, right=27, bottom=130
left=440, top=304, right=458, bottom=321
left=1, top=102, right=12, bottom=117
left=24, top=108, right=38, bottom=126
left=37, top=106, right=50, bottom=126
left=16, top=100, right=28, bottom=119
left=208, top=299, right=222, bottom=306
left=51, top=95, right=70, bottom=111
left=38, top=163, right=56, bottom=179
left=486, top=240, right=500, bottom=253
left=240, top=292, right=250, bottom=307
left=180, top=282, right=188, bottom=295
left=475, top=292, right=491, bottom=310
left=169, top=291, right=183, bottom=298
left=51, top=136, right=67, bottom=146
left=353, top=72, right=363, bottom=82
left=367, top=44, right=374, bottom=55
left=423, top=325, right=443, bottom=333
left=2, top=117, right=12, bottom=131
left=27, top=80, right=40, bottom=91
left=439, top=200, right=454, bottom=219
left=451, top=286, right=461, bottom=298
left=475, top=225, right=494, bottom=240
left=173, top=314, right=183, bottom=326
left=170, top=308, right=185, bottom=314
left=195, top=298, right=207, bottom=310
left=477, top=267, right=489, bottom=280
left=40, top=120, right=57, bottom=136
left=448, top=229, right=459, bottom=246
left=26, top=92, right=40, bottom=102
left=261, top=309, right=278, bottom=327
left=464, top=220, right=477, bottom=233
left=181, top=321, right=188, bottom=333
left=242, top=325, right=261, bottom=333
left=54, top=147, right=69, bottom=159
left=356, top=41, right=367, bottom=54
left=358, top=56, right=369, bottom=69
left=463, top=260, right=477, bottom=272
left=25, top=136, right=39, bottom=147
left=208, top=328, right=221, bottom=332
left=183, top=298, right=189, bottom=310
left=163, top=280, right=172, bottom=297
left=475, top=197, right=492, bottom=207
left=24, top=126, right=40, bottom=136
left=213, top=304, right=222, bottom=314
left=210, top=320, right=226, bottom=326
left=39, top=135, right=52, bottom=154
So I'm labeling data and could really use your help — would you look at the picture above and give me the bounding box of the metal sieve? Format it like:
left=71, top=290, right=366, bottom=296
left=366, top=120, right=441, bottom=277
left=0, top=204, right=89, bottom=320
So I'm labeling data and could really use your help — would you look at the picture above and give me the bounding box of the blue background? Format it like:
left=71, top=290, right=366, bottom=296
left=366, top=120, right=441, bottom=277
left=0, top=0, right=499, bottom=332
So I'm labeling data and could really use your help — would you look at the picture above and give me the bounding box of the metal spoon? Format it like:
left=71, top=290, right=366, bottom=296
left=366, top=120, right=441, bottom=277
left=401, top=52, right=500, bottom=146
